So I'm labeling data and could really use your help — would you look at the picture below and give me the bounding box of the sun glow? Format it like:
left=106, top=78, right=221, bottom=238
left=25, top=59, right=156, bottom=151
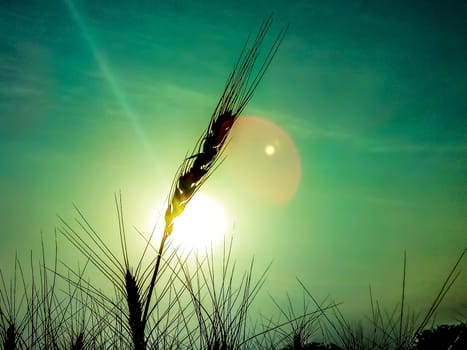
left=170, top=193, right=228, bottom=253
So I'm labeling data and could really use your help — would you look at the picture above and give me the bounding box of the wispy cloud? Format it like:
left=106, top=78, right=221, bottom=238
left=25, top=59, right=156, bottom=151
left=280, top=114, right=467, bottom=155
left=368, top=143, right=467, bottom=154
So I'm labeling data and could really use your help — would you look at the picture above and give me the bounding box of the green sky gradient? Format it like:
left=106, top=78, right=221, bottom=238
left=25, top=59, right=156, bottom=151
left=1, top=0, right=466, bottom=324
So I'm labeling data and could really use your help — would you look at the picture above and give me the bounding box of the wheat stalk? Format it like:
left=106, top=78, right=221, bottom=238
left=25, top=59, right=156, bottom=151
left=142, top=14, right=287, bottom=326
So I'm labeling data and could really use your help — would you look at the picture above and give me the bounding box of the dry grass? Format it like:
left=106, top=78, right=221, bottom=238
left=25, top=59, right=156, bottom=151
left=268, top=294, right=331, bottom=349
left=1, top=221, right=465, bottom=349
left=176, top=239, right=271, bottom=349
left=0, top=240, right=97, bottom=350
left=297, top=248, right=466, bottom=350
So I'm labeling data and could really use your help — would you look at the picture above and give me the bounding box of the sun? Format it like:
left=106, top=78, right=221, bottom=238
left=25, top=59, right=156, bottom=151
left=170, top=193, right=228, bottom=254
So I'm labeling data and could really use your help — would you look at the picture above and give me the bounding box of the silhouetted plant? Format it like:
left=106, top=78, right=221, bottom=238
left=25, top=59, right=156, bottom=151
left=176, top=239, right=270, bottom=350
left=0, top=240, right=100, bottom=349
left=298, top=248, right=466, bottom=350
left=269, top=293, right=326, bottom=349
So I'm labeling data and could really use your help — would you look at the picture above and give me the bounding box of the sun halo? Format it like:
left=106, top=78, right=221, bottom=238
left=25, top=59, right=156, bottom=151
left=168, top=193, right=228, bottom=254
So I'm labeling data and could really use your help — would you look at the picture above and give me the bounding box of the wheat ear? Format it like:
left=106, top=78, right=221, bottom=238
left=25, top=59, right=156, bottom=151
left=125, top=269, right=147, bottom=350
left=70, top=332, right=84, bottom=350
left=143, top=14, right=287, bottom=326
left=3, top=323, right=15, bottom=350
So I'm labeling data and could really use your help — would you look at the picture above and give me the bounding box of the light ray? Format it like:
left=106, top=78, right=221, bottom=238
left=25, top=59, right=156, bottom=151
left=63, top=0, right=156, bottom=162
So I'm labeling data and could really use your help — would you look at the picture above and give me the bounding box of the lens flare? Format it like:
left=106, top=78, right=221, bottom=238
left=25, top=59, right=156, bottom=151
left=224, top=116, right=301, bottom=204
left=265, top=144, right=276, bottom=156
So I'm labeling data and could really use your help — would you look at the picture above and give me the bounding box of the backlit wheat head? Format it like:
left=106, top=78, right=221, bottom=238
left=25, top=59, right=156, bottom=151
left=164, top=15, right=287, bottom=237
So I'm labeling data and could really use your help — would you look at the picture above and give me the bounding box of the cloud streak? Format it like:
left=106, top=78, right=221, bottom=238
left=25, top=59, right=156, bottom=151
left=283, top=114, right=467, bottom=155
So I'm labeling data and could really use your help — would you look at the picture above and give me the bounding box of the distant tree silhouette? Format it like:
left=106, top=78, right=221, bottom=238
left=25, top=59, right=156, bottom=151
left=304, top=342, right=342, bottom=350
left=413, top=323, right=466, bottom=350
left=282, top=338, right=342, bottom=350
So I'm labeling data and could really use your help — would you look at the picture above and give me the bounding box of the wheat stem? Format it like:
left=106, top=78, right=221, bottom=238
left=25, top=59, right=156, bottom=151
left=142, top=15, right=286, bottom=331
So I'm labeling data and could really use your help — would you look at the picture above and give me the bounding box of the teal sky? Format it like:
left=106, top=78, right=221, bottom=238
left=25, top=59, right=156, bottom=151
left=1, top=0, right=466, bottom=325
